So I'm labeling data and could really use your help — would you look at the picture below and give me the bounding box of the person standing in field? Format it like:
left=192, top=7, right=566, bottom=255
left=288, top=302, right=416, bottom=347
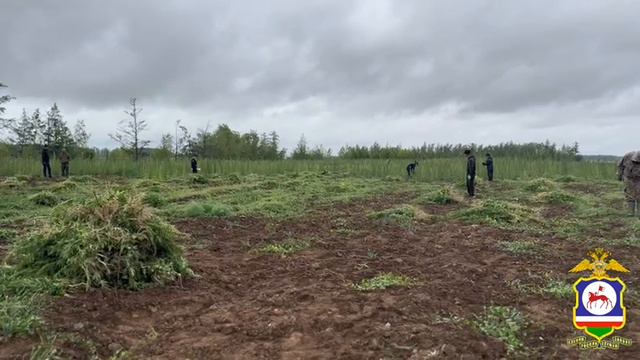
left=464, top=149, right=476, bottom=197
left=617, top=150, right=640, bottom=216
left=191, top=156, right=199, bottom=174
left=59, top=147, right=70, bottom=177
left=41, top=145, right=52, bottom=178
left=482, top=153, right=494, bottom=181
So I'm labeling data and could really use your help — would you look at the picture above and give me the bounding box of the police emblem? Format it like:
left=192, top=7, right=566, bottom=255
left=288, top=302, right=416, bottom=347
left=568, top=248, right=633, bottom=350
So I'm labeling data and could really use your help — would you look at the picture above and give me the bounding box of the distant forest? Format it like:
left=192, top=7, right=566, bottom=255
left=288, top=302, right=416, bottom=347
left=0, top=92, right=594, bottom=162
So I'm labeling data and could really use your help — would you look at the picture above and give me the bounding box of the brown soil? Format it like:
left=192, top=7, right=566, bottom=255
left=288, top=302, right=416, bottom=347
left=1, top=195, right=639, bottom=359
left=541, top=205, right=574, bottom=219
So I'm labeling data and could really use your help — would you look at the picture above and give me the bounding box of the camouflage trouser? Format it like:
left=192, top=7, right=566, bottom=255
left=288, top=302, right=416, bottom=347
left=624, top=179, right=640, bottom=202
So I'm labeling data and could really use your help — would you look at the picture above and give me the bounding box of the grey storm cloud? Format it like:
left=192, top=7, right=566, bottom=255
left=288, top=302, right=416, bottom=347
left=2, top=0, right=640, bottom=154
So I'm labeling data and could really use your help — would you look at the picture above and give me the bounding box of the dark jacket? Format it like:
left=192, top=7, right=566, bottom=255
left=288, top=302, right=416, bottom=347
left=482, top=157, right=494, bottom=170
left=191, top=158, right=198, bottom=169
left=467, top=155, right=476, bottom=177
left=59, top=150, right=70, bottom=163
left=41, top=149, right=50, bottom=163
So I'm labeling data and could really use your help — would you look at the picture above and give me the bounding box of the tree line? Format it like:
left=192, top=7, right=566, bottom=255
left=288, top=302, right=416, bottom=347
left=0, top=85, right=582, bottom=161
left=0, top=86, right=90, bottom=159
left=336, top=141, right=582, bottom=161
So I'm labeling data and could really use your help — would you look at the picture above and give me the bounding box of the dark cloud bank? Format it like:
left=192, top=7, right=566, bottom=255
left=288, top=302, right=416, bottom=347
left=2, top=0, right=639, bottom=154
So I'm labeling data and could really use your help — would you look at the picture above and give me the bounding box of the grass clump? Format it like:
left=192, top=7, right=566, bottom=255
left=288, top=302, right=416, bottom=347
left=52, top=179, right=78, bottom=192
left=535, top=190, right=577, bottom=205
left=143, top=192, right=168, bottom=208
left=28, top=191, right=59, bottom=206
left=352, top=273, right=414, bottom=291
left=542, top=279, right=573, bottom=299
left=0, top=269, right=66, bottom=337
left=71, top=175, right=97, bottom=183
left=190, top=175, right=209, bottom=185
left=8, top=191, right=192, bottom=290
left=226, top=174, right=241, bottom=184
left=524, top=178, right=556, bottom=192
left=259, top=239, right=310, bottom=256
left=456, top=200, right=535, bottom=227
left=472, top=306, right=527, bottom=353
left=497, top=240, right=541, bottom=257
left=367, top=206, right=415, bottom=227
left=0, top=228, right=16, bottom=241
left=0, top=177, right=25, bottom=189
left=183, top=201, right=232, bottom=218
left=422, top=187, right=459, bottom=205
left=0, top=295, right=43, bottom=337
left=555, top=175, right=578, bottom=183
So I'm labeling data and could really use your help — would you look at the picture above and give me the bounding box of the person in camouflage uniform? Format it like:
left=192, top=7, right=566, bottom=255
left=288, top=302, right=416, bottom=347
left=617, top=151, right=640, bottom=216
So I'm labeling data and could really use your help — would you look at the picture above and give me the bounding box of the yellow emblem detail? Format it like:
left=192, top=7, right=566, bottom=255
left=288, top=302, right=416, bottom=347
left=569, top=248, right=630, bottom=278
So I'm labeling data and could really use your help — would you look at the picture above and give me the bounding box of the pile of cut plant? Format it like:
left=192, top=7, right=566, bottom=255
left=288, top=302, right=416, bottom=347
left=7, top=191, right=192, bottom=290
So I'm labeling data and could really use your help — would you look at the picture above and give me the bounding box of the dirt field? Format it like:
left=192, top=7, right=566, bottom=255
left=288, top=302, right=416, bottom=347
left=2, top=192, right=638, bottom=359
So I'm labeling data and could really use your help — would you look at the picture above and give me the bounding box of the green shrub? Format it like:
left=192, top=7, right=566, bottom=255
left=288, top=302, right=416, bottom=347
left=352, top=273, right=414, bottom=291
left=184, top=201, right=232, bottom=218
left=524, top=178, right=556, bottom=192
left=8, top=191, right=192, bottom=290
left=28, top=191, right=59, bottom=206
left=473, top=306, right=527, bottom=353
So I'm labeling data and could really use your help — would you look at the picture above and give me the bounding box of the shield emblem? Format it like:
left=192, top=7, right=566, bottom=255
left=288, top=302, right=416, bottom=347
left=573, top=276, right=627, bottom=341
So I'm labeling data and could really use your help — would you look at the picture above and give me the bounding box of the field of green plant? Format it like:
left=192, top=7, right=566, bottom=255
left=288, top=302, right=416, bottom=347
left=0, top=171, right=638, bottom=358
left=0, top=158, right=617, bottom=181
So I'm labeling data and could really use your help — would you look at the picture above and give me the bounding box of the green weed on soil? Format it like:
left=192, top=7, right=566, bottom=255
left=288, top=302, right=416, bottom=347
left=352, top=273, right=415, bottom=291
left=473, top=306, right=527, bottom=353
left=259, top=239, right=310, bottom=256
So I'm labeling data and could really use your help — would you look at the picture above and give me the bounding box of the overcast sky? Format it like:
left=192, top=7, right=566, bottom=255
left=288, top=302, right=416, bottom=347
left=1, top=0, right=639, bottom=155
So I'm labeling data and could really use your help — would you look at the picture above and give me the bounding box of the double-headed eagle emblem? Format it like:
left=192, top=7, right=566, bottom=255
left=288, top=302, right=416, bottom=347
left=569, top=248, right=630, bottom=277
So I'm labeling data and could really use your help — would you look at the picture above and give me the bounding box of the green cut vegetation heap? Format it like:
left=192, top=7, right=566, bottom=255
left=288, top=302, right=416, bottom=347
left=524, top=178, right=556, bottom=192
left=28, top=191, right=59, bottom=206
left=8, top=191, right=192, bottom=290
left=367, top=206, right=415, bottom=227
left=456, top=199, right=536, bottom=227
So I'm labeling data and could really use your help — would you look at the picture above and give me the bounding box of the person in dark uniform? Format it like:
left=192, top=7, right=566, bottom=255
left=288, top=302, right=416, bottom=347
left=464, top=149, right=476, bottom=196
left=482, top=153, right=494, bottom=181
left=41, top=145, right=52, bottom=178
left=406, top=160, right=418, bottom=177
left=191, top=157, right=199, bottom=174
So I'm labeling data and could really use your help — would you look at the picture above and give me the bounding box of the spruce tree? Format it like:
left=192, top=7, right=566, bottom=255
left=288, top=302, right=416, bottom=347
left=109, top=98, right=150, bottom=161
